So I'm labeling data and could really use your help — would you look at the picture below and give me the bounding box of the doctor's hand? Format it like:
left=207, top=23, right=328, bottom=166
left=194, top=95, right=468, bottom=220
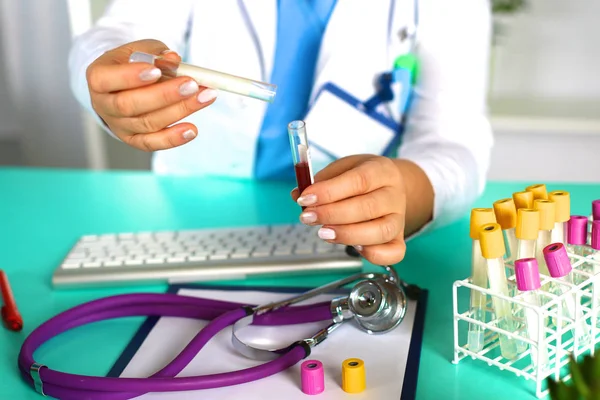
left=291, top=155, right=410, bottom=266
left=85, top=39, right=217, bottom=152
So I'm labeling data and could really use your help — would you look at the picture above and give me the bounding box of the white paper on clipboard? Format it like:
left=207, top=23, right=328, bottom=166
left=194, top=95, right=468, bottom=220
left=116, top=286, right=424, bottom=399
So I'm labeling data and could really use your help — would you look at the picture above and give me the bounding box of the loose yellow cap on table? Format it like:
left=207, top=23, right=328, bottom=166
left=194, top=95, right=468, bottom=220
left=470, top=208, right=497, bottom=240
left=516, top=208, right=540, bottom=240
left=526, top=184, right=548, bottom=200
left=549, top=190, right=570, bottom=223
left=479, top=223, right=506, bottom=259
left=534, top=199, right=556, bottom=230
left=513, top=191, right=534, bottom=209
left=342, top=358, right=366, bottom=394
left=493, top=198, right=517, bottom=230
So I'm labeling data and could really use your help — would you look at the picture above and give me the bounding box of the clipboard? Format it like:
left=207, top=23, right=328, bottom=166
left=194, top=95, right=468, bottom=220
left=107, top=283, right=428, bottom=400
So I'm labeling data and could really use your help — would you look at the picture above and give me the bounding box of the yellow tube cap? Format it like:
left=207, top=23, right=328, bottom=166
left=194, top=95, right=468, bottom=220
left=470, top=208, right=497, bottom=240
left=342, top=358, right=366, bottom=394
left=549, top=190, right=570, bottom=223
left=516, top=208, right=540, bottom=240
left=479, top=223, right=506, bottom=259
left=513, top=191, right=534, bottom=209
left=493, top=198, right=517, bottom=230
left=526, top=184, right=548, bottom=200
left=534, top=199, right=556, bottom=230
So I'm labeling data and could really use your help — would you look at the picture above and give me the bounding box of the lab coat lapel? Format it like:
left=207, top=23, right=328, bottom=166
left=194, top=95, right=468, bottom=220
left=239, top=0, right=277, bottom=81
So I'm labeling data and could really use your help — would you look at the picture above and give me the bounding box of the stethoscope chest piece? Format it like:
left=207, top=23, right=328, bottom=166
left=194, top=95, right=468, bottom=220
left=349, top=277, right=407, bottom=334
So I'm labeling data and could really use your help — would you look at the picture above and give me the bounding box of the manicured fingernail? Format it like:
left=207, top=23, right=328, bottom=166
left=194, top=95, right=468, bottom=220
left=140, top=67, right=161, bottom=81
left=182, top=129, right=196, bottom=140
left=354, top=245, right=363, bottom=252
left=161, top=49, right=178, bottom=55
left=300, top=211, right=317, bottom=224
left=318, top=228, right=335, bottom=240
left=179, top=80, right=199, bottom=96
left=297, top=194, right=317, bottom=206
left=197, top=88, right=218, bottom=103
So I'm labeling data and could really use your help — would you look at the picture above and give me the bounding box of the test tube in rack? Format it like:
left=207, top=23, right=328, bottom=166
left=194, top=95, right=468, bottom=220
left=526, top=184, right=548, bottom=201
left=516, top=209, right=539, bottom=261
left=468, top=208, right=497, bottom=352
left=534, top=199, right=556, bottom=276
left=479, top=223, right=519, bottom=359
left=493, top=199, right=518, bottom=264
left=513, top=191, right=534, bottom=210
left=548, top=191, right=570, bottom=245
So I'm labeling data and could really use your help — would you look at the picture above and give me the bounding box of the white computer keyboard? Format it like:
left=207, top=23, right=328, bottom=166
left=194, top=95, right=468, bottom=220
left=52, top=224, right=363, bottom=288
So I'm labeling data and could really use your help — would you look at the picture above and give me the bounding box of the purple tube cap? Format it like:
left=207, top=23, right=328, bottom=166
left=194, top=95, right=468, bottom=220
left=543, top=243, right=572, bottom=277
left=593, top=200, right=600, bottom=221
left=515, top=258, right=541, bottom=291
left=592, top=220, right=600, bottom=250
left=568, top=215, right=589, bottom=245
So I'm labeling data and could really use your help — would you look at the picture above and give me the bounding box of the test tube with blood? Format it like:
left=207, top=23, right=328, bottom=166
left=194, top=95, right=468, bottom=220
left=288, top=121, right=314, bottom=208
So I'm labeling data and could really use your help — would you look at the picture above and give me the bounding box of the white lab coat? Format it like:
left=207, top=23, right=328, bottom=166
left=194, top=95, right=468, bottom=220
left=69, top=0, right=494, bottom=231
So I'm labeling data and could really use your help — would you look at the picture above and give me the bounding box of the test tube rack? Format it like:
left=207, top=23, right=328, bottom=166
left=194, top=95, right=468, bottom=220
left=452, top=247, right=600, bottom=398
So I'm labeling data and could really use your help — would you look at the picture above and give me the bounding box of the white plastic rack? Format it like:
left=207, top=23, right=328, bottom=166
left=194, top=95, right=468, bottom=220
left=453, top=249, right=600, bottom=398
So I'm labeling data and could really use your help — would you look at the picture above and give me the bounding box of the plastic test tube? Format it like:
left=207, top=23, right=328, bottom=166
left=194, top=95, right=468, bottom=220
left=513, top=191, right=534, bottom=210
left=533, top=199, right=556, bottom=277
left=593, top=200, right=600, bottom=221
left=288, top=120, right=314, bottom=199
left=568, top=216, right=592, bottom=259
left=493, top=198, right=518, bottom=264
left=516, top=208, right=539, bottom=261
left=548, top=191, right=570, bottom=245
left=544, top=243, right=591, bottom=345
left=129, top=51, right=277, bottom=102
left=479, top=223, right=519, bottom=360
left=526, top=184, right=548, bottom=201
left=514, top=258, right=549, bottom=369
left=468, top=208, right=497, bottom=353
left=590, top=221, right=600, bottom=327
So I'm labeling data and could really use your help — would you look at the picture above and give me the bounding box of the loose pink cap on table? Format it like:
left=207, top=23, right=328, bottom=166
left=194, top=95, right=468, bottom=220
left=592, top=221, right=600, bottom=250
left=568, top=215, right=588, bottom=245
left=515, top=258, right=541, bottom=291
left=543, top=243, right=572, bottom=278
left=301, top=360, right=325, bottom=395
left=593, top=200, right=600, bottom=221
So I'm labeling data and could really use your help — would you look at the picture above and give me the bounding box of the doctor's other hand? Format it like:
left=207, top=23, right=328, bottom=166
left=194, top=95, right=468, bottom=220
left=85, top=39, right=217, bottom=152
left=291, top=155, right=410, bottom=266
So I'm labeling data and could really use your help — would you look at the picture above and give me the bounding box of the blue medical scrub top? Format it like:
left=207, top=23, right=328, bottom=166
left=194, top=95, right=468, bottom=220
left=254, top=0, right=337, bottom=180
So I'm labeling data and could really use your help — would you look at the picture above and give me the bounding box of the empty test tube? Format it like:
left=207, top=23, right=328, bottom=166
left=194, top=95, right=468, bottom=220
left=479, top=223, right=519, bottom=360
left=590, top=221, right=600, bottom=327
left=468, top=208, right=497, bottom=353
left=526, top=184, right=548, bottom=201
left=568, top=216, right=592, bottom=258
left=548, top=191, right=570, bottom=245
left=129, top=51, right=277, bottom=102
left=514, top=258, right=549, bottom=369
left=516, top=209, right=539, bottom=260
left=544, top=243, right=591, bottom=345
left=534, top=199, right=556, bottom=276
left=593, top=200, right=600, bottom=221
left=513, top=191, right=534, bottom=210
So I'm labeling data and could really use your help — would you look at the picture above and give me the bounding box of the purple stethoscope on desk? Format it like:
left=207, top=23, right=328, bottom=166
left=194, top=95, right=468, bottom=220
left=18, top=264, right=415, bottom=399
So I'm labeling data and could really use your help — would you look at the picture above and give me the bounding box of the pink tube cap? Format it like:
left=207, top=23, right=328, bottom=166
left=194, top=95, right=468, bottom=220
left=515, top=258, right=541, bottom=291
left=543, top=243, right=572, bottom=278
left=568, top=215, right=588, bottom=245
left=301, top=360, right=325, bottom=395
left=592, top=220, right=600, bottom=250
left=593, top=200, right=600, bottom=221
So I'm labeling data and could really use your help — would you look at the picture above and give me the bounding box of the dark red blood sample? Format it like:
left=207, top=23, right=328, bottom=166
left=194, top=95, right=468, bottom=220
left=295, top=162, right=313, bottom=209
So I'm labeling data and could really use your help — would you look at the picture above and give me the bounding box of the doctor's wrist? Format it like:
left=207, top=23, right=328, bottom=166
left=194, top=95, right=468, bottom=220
left=392, top=159, right=434, bottom=237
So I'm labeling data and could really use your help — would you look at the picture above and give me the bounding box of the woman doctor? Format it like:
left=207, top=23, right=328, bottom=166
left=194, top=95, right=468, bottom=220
left=68, top=0, right=494, bottom=266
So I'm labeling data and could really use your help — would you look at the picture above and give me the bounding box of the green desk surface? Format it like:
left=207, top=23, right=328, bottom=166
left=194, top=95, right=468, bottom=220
left=0, top=167, right=597, bottom=399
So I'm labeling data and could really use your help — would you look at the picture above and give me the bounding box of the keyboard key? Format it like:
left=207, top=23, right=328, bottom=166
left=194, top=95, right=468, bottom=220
left=62, top=262, right=80, bottom=269
left=145, top=258, right=164, bottom=264
left=104, top=260, right=123, bottom=267
left=124, top=259, right=140, bottom=266
left=82, top=261, right=101, bottom=268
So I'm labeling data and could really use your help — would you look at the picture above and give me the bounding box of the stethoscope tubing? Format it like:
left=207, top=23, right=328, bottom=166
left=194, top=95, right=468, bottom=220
left=18, top=293, right=332, bottom=400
